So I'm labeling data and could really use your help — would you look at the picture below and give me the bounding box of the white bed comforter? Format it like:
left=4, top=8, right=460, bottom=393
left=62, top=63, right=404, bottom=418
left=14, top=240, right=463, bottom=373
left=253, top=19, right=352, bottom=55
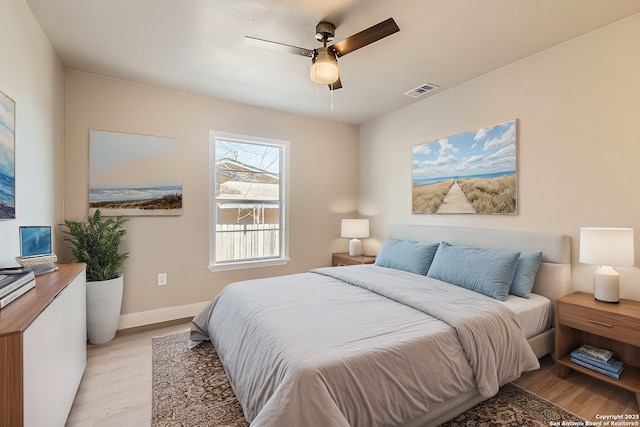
left=189, top=265, right=539, bottom=427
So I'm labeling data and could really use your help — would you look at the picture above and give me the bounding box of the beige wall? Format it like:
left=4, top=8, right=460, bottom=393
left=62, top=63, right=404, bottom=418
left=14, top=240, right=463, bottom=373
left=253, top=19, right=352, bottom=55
left=64, top=70, right=359, bottom=324
left=0, top=0, right=64, bottom=265
left=360, top=13, right=640, bottom=300
left=11, top=1, right=640, bottom=324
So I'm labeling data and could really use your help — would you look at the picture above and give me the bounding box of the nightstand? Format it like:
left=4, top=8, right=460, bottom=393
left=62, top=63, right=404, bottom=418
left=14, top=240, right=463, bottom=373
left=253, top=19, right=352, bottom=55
left=332, top=253, right=376, bottom=266
left=555, top=291, right=640, bottom=407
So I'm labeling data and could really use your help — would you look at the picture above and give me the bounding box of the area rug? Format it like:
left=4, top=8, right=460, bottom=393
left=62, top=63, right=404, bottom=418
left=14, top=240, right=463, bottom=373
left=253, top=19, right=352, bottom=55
left=152, top=331, right=584, bottom=426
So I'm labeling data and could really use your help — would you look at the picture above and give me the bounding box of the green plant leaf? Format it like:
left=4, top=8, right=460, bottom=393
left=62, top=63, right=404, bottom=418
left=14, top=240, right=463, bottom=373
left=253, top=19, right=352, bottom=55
left=62, top=209, right=129, bottom=282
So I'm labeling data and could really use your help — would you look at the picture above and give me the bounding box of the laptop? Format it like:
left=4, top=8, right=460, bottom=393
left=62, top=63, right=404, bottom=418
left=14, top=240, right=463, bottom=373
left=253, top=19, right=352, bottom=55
left=19, top=226, right=53, bottom=258
left=18, top=226, right=58, bottom=275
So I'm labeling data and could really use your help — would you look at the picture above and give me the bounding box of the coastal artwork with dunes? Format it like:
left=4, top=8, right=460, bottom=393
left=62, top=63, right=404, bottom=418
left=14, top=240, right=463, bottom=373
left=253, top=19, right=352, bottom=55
left=412, top=119, right=517, bottom=214
left=89, top=130, right=182, bottom=216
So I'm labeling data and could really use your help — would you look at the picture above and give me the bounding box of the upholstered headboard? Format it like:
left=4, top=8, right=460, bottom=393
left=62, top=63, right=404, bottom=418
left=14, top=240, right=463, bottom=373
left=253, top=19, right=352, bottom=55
left=387, top=224, right=572, bottom=303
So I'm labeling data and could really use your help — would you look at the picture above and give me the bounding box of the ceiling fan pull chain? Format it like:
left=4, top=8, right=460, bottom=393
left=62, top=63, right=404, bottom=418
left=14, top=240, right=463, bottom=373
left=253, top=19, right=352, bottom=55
left=330, top=83, right=334, bottom=111
left=313, top=65, right=318, bottom=96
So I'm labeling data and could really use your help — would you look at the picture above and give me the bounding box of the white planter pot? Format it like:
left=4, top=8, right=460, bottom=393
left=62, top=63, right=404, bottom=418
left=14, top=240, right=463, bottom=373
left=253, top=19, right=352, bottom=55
left=86, top=274, right=123, bottom=344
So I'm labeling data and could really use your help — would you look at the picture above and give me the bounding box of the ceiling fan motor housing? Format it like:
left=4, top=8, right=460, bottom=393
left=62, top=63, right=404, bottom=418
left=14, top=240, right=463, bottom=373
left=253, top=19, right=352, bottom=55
left=315, top=22, right=336, bottom=42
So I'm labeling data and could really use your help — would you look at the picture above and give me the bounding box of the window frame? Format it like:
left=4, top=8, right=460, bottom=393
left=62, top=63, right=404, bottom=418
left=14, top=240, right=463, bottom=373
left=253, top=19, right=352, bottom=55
left=208, top=131, right=290, bottom=271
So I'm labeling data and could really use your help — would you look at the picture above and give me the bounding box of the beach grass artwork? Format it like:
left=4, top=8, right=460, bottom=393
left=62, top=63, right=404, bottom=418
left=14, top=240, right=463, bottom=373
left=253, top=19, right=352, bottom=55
left=0, top=90, right=15, bottom=220
left=412, top=119, right=517, bottom=214
left=89, top=130, right=183, bottom=216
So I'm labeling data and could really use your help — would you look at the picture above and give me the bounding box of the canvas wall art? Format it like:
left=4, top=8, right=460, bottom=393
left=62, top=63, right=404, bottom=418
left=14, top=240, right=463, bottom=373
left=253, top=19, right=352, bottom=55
left=412, top=119, right=517, bottom=214
left=0, top=90, right=15, bottom=220
left=89, top=130, right=183, bottom=216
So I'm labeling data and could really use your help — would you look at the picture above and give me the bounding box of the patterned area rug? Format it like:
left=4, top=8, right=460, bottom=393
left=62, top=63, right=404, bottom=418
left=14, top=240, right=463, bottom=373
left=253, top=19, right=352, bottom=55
left=152, top=331, right=584, bottom=427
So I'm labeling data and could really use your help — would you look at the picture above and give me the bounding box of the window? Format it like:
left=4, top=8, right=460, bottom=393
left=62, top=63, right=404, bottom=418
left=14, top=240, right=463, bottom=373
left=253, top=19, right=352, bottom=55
left=209, top=131, right=289, bottom=270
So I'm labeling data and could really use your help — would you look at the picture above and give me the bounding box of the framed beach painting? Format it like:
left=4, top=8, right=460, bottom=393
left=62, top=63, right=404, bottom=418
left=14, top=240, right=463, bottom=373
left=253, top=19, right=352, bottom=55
left=89, top=130, right=183, bottom=216
left=0, top=90, right=16, bottom=220
left=412, top=119, right=517, bottom=214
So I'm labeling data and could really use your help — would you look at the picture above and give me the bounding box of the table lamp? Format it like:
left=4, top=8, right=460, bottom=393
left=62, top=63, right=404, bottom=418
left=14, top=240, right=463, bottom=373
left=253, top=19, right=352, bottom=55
left=579, top=227, right=634, bottom=303
left=341, top=219, right=369, bottom=256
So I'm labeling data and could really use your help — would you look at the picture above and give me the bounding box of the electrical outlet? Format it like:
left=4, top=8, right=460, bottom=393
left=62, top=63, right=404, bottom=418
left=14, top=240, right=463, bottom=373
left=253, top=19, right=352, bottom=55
left=157, top=272, right=168, bottom=286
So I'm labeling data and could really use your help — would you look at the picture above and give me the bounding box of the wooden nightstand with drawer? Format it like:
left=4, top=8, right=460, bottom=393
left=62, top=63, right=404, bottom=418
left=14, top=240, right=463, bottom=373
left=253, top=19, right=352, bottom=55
left=555, top=291, right=640, bottom=407
left=331, top=253, right=376, bottom=267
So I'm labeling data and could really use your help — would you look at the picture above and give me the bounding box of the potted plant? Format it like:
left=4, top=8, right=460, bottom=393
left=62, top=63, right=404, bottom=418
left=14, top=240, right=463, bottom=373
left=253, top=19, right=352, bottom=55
left=63, top=209, right=129, bottom=344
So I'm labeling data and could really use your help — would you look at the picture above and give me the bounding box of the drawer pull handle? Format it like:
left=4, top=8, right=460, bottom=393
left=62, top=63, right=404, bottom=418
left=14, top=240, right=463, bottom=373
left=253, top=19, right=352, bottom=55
left=586, top=319, right=613, bottom=328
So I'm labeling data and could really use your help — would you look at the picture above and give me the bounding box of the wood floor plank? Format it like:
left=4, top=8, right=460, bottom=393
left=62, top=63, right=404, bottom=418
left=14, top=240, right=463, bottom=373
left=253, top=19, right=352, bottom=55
left=65, top=321, right=639, bottom=426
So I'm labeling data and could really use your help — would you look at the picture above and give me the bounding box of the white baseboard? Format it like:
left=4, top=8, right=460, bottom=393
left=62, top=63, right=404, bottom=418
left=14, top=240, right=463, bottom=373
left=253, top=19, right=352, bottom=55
left=117, top=301, right=210, bottom=330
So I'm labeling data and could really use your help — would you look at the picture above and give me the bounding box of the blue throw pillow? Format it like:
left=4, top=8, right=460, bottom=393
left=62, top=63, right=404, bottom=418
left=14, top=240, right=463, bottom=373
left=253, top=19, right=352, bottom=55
left=510, top=251, right=543, bottom=298
left=426, top=242, right=520, bottom=301
left=375, top=238, right=439, bottom=275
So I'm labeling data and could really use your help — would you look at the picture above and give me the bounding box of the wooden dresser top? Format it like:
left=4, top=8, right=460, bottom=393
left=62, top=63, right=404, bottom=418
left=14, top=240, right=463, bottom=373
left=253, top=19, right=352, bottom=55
left=0, top=263, right=85, bottom=337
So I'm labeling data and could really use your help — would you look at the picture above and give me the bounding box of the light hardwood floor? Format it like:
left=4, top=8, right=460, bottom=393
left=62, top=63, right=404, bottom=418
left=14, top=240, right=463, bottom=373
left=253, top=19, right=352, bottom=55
left=65, top=321, right=639, bottom=426
left=65, top=320, right=192, bottom=427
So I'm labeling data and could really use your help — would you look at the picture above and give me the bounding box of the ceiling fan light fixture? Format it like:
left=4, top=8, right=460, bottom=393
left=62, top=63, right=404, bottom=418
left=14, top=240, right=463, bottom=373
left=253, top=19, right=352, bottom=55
left=310, top=47, right=339, bottom=84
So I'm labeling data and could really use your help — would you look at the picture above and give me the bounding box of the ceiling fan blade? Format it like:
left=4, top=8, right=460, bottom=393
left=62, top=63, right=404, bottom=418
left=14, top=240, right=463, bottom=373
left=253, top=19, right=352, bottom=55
left=328, top=76, right=343, bottom=91
left=329, top=18, right=399, bottom=58
left=245, top=36, right=314, bottom=58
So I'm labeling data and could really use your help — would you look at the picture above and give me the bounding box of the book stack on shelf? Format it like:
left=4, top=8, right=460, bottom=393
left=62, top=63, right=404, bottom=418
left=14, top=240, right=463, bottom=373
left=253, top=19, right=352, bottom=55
left=570, top=344, right=625, bottom=380
left=0, top=269, right=36, bottom=309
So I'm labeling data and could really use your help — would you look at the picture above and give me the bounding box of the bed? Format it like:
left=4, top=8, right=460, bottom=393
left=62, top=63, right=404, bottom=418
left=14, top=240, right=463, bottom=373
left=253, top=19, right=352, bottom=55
left=190, top=225, right=571, bottom=426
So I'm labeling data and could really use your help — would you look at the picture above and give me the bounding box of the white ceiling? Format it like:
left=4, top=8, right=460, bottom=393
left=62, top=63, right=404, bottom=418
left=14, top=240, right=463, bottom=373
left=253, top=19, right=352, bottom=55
left=25, top=0, right=640, bottom=125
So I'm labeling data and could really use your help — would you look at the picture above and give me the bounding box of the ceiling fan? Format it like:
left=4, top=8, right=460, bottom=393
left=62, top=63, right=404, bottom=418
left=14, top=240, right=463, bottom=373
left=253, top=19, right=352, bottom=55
left=246, top=18, right=400, bottom=90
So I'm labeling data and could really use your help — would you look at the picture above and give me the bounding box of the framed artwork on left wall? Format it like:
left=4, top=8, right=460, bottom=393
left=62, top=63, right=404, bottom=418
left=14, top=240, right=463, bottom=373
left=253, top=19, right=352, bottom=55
left=0, top=90, right=16, bottom=220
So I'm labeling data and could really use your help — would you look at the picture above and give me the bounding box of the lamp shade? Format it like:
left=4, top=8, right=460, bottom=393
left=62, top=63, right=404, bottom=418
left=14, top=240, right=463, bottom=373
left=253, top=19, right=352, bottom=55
left=310, top=47, right=339, bottom=84
left=341, top=219, right=369, bottom=239
left=580, top=227, right=634, bottom=266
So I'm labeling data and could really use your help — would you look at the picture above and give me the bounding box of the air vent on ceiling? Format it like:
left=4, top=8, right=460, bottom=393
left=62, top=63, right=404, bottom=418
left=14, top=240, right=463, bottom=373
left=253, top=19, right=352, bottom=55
left=404, top=83, right=439, bottom=98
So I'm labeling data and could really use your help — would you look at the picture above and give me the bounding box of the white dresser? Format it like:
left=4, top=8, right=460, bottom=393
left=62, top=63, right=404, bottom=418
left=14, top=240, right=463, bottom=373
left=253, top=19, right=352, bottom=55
left=0, top=264, right=86, bottom=427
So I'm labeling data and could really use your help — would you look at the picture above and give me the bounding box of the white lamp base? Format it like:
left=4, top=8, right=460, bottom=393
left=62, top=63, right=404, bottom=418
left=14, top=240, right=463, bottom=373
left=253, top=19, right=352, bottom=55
left=349, top=238, right=362, bottom=256
left=593, top=266, right=620, bottom=303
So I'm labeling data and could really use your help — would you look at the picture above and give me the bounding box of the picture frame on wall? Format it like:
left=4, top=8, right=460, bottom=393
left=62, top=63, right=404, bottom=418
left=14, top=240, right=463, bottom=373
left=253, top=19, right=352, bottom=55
left=411, top=119, right=517, bottom=215
left=89, top=129, right=183, bottom=216
left=0, top=90, right=16, bottom=220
